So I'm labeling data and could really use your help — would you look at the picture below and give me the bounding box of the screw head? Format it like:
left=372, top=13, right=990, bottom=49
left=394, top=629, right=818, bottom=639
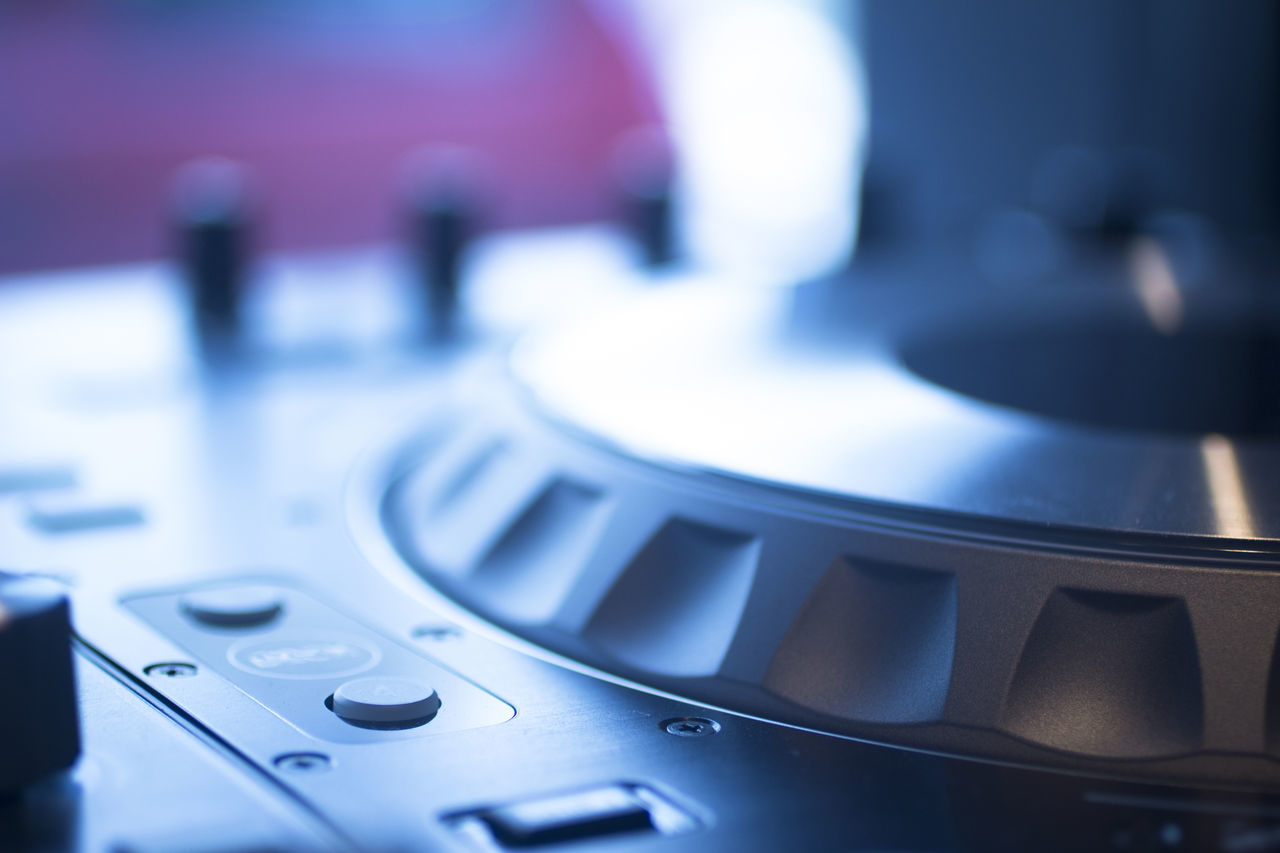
left=273, top=752, right=332, bottom=774
left=663, top=717, right=721, bottom=738
left=143, top=662, right=198, bottom=678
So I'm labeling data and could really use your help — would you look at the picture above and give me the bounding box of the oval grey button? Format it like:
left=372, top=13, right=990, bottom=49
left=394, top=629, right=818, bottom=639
left=181, top=586, right=284, bottom=628
left=331, top=677, right=441, bottom=724
left=228, top=632, right=380, bottom=679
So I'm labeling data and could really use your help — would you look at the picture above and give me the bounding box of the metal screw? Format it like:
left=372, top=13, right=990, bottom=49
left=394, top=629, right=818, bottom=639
left=411, top=624, right=462, bottom=642
left=274, top=752, right=332, bottom=774
left=143, top=662, right=198, bottom=678
left=663, top=717, right=721, bottom=738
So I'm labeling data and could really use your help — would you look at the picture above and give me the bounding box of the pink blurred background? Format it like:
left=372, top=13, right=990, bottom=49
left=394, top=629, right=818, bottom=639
left=0, top=1, right=662, bottom=273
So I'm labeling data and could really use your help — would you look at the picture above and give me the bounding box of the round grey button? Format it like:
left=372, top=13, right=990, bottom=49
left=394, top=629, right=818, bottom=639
left=331, top=677, right=440, bottom=724
left=181, top=586, right=284, bottom=628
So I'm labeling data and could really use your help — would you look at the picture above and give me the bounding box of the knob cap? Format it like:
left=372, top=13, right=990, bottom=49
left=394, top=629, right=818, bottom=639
left=0, top=574, right=80, bottom=794
left=172, top=158, right=251, bottom=340
left=611, top=126, right=676, bottom=268
left=404, top=148, right=481, bottom=338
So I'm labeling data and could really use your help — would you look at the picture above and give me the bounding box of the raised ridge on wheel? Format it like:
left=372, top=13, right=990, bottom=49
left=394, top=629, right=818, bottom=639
left=1001, top=589, right=1203, bottom=759
left=583, top=518, right=760, bottom=678
left=763, top=558, right=956, bottom=724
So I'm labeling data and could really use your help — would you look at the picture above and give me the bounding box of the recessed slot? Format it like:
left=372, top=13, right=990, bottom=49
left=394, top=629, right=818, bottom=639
left=446, top=783, right=700, bottom=849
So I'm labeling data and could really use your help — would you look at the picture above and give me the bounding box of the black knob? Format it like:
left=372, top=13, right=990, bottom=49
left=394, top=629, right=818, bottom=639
left=172, top=158, right=251, bottom=340
left=1030, top=147, right=1157, bottom=245
left=404, top=149, right=481, bottom=337
left=0, top=574, right=80, bottom=794
left=611, top=126, right=676, bottom=268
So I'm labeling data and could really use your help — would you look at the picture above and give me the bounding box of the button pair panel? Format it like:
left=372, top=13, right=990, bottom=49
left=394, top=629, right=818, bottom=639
left=124, top=580, right=513, bottom=743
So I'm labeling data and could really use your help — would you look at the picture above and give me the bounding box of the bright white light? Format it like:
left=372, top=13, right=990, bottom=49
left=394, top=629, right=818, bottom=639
left=663, top=0, right=865, bottom=283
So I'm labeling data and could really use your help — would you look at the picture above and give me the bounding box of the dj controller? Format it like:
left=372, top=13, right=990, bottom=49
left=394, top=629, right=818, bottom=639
left=2, top=202, right=1280, bottom=852
left=9, top=2, right=1280, bottom=851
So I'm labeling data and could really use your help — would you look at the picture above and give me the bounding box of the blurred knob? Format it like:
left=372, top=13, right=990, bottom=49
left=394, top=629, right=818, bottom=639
left=172, top=158, right=252, bottom=339
left=0, top=574, right=80, bottom=794
left=404, top=148, right=482, bottom=338
left=1030, top=146, right=1162, bottom=245
left=611, top=126, right=676, bottom=268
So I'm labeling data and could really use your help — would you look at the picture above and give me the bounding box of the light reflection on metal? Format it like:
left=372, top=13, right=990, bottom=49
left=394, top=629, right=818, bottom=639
left=1128, top=237, right=1184, bottom=335
left=1199, top=433, right=1255, bottom=539
left=513, top=274, right=1280, bottom=539
left=512, top=283, right=1014, bottom=503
